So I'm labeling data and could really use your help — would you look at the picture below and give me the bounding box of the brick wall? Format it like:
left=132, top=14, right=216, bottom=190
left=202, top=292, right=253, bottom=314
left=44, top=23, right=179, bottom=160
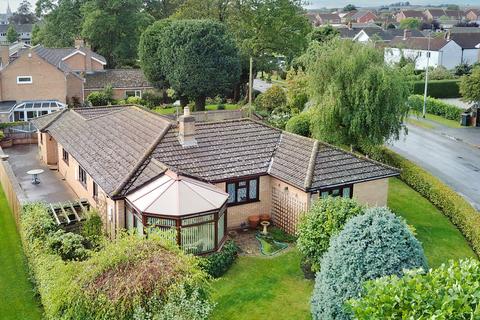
left=353, top=178, right=389, bottom=207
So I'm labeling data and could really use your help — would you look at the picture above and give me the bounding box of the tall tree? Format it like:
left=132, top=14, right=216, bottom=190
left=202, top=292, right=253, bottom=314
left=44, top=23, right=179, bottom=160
left=141, top=19, right=241, bottom=110
left=400, top=17, right=421, bottom=30
left=6, top=25, right=19, bottom=43
left=173, top=0, right=230, bottom=22
left=144, top=0, right=184, bottom=19
left=304, top=39, right=410, bottom=150
left=343, top=4, right=356, bottom=11
left=307, top=25, right=339, bottom=43
left=81, top=0, right=153, bottom=67
left=10, top=0, right=37, bottom=24
left=459, top=66, right=480, bottom=103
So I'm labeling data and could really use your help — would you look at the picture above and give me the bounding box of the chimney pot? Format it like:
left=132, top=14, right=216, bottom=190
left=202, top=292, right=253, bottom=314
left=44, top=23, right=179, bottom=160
left=178, top=107, right=197, bottom=147
left=184, top=106, right=190, bottom=116
left=403, top=29, right=412, bottom=40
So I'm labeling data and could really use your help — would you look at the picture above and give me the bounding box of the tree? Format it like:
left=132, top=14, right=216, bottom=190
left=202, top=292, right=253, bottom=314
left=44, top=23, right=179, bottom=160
left=307, top=25, right=339, bottom=43
left=154, top=20, right=240, bottom=110
left=286, top=67, right=309, bottom=110
left=304, top=39, right=410, bottom=150
left=10, top=0, right=37, bottom=24
left=144, top=0, right=184, bottom=19
left=311, top=207, right=428, bottom=320
left=400, top=17, right=421, bottom=29
left=173, top=0, right=230, bottom=22
left=285, top=112, right=311, bottom=137
left=81, top=0, right=153, bottom=67
left=255, top=85, right=287, bottom=112
left=460, top=66, right=480, bottom=103
left=348, top=259, right=480, bottom=319
left=343, top=4, right=356, bottom=12
left=296, top=196, right=364, bottom=272
left=6, top=25, right=18, bottom=43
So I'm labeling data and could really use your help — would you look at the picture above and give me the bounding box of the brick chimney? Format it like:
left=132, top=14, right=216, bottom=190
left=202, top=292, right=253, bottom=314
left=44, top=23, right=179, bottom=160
left=403, top=29, right=412, bottom=40
left=85, top=47, right=92, bottom=73
left=178, top=107, right=197, bottom=147
left=0, top=44, right=9, bottom=69
left=445, top=30, right=451, bottom=41
left=74, top=38, right=84, bottom=49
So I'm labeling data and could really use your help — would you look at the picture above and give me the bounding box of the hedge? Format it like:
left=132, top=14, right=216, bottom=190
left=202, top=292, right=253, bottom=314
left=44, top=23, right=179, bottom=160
left=413, top=79, right=460, bottom=98
left=199, top=240, right=238, bottom=278
left=365, top=147, right=480, bottom=258
left=408, top=95, right=463, bottom=121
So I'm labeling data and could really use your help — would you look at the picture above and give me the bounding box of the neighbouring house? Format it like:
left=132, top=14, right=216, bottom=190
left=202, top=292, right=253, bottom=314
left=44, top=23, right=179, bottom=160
left=351, top=11, right=378, bottom=24
left=448, top=31, right=480, bottom=65
left=31, top=106, right=399, bottom=254
left=0, top=3, right=12, bottom=26
left=354, top=28, right=424, bottom=43
left=84, top=69, right=153, bottom=101
left=340, top=11, right=357, bottom=23
left=305, top=13, right=321, bottom=27
left=396, top=10, right=425, bottom=22
left=424, top=9, right=464, bottom=21
left=0, top=24, right=34, bottom=45
left=466, top=9, right=480, bottom=23
left=0, top=39, right=152, bottom=122
left=316, top=13, right=341, bottom=25
left=336, top=23, right=381, bottom=39
left=384, top=36, right=462, bottom=70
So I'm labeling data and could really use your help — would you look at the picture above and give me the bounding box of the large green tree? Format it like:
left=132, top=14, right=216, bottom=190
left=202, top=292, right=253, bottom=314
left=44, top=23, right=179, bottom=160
left=144, top=0, right=184, bottom=19
left=460, top=66, right=480, bottom=103
left=10, top=0, right=37, bottom=24
left=400, top=17, right=421, bottom=30
left=173, top=0, right=230, bottom=21
left=6, top=25, right=19, bottom=43
left=141, top=20, right=240, bottom=110
left=81, top=0, right=153, bottom=67
left=304, top=39, right=410, bottom=150
left=307, top=25, right=339, bottom=43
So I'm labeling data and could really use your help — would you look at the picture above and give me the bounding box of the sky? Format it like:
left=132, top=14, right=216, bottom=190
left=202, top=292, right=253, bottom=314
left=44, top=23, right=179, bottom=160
left=0, top=0, right=478, bottom=13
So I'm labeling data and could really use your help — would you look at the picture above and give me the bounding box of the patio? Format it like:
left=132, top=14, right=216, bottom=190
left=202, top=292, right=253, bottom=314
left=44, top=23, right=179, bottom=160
left=3, top=144, right=78, bottom=203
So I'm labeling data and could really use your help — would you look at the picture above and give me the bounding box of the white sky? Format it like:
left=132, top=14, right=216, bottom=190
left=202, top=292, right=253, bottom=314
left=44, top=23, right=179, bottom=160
left=0, top=0, right=478, bottom=14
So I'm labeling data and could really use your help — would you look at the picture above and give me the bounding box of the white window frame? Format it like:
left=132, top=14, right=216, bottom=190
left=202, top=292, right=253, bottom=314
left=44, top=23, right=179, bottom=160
left=125, top=90, right=142, bottom=98
left=17, top=76, right=32, bottom=84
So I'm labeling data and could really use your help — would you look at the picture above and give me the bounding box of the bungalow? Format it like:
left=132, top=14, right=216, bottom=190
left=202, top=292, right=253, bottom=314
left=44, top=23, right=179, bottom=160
left=449, top=31, right=480, bottom=65
left=316, top=13, right=341, bottom=25
left=384, top=36, right=462, bottom=70
left=396, top=10, right=425, bottom=22
left=466, top=9, right=480, bottom=23
left=32, top=106, right=399, bottom=253
left=354, top=28, right=424, bottom=43
left=351, top=11, right=378, bottom=24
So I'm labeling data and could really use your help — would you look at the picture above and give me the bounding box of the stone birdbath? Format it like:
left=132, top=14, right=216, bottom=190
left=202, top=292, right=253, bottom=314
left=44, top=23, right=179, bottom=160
left=260, top=221, right=270, bottom=235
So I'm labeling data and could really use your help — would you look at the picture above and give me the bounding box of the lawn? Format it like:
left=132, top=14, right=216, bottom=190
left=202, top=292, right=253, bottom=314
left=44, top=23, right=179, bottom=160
left=425, top=113, right=462, bottom=128
left=406, top=117, right=435, bottom=130
left=154, top=103, right=240, bottom=115
left=0, top=187, right=42, bottom=320
left=388, top=178, right=476, bottom=268
left=211, top=249, right=313, bottom=320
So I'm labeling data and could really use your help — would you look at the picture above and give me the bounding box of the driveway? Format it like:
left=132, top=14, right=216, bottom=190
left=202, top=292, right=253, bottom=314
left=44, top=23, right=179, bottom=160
left=390, top=124, right=480, bottom=210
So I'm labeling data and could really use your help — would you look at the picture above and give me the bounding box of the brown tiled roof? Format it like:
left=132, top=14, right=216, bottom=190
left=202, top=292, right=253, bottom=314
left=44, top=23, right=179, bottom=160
left=32, top=106, right=399, bottom=196
left=450, top=32, right=480, bottom=49
left=399, top=10, right=424, bottom=19
left=84, top=69, right=152, bottom=90
left=34, top=45, right=106, bottom=73
left=389, top=36, right=450, bottom=50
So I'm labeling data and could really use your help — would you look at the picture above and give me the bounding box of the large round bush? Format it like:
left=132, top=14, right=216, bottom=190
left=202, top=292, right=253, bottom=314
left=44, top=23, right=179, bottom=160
left=285, top=112, right=311, bottom=137
left=255, top=85, right=287, bottom=112
left=297, top=196, right=364, bottom=272
left=311, top=207, right=428, bottom=320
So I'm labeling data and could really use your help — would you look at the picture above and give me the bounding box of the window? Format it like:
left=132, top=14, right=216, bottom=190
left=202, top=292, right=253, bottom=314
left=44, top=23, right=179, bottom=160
left=125, top=90, right=142, bottom=98
left=226, top=177, right=259, bottom=205
left=93, top=182, right=98, bottom=199
left=319, top=185, right=353, bottom=199
left=62, top=148, right=69, bottom=165
left=78, top=166, right=87, bottom=187
left=17, top=76, right=32, bottom=84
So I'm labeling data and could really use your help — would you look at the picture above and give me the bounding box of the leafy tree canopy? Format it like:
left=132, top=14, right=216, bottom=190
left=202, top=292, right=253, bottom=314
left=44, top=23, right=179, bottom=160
left=311, top=207, right=428, bottom=320
left=307, top=25, right=339, bottom=43
left=10, top=0, right=37, bottom=24
left=6, top=25, right=19, bottom=43
left=343, top=4, right=356, bottom=11
left=173, top=0, right=230, bottom=22
left=144, top=0, right=184, bottom=20
left=460, top=66, right=480, bottom=103
left=303, top=39, right=410, bottom=150
left=400, top=17, right=421, bottom=30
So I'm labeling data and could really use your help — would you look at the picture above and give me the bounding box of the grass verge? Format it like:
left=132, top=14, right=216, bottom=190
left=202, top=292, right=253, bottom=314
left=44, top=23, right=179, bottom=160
left=388, top=178, right=476, bottom=268
left=211, top=249, right=313, bottom=320
left=0, top=187, right=42, bottom=320
left=425, top=113, right=462, bottom=128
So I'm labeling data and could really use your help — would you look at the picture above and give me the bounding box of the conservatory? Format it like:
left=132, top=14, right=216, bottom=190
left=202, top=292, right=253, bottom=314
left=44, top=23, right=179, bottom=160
left=125, top=171, right=229, bottom=254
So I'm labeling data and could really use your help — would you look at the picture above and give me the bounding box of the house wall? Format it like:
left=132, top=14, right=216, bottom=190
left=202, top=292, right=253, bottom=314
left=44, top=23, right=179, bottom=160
left=353, top=178, right=389, bottom=207
left=63, top=53, right=87, bottom=71
left=66, top=73, right=84, bottom=104
left=355, top=31, right=370, bottom=43
left=83, top=87, right=152, bottom=101
left=384, top=47, right=441, bottom=70
left=0, top=51, right=68, bottom=102
left=91, top=60, right=104, bottom=71
left=462, top=49, right=480, bottom=65
left=38, top=132, right=58, bottom=165
left=439, top=41, right=462, bottom=69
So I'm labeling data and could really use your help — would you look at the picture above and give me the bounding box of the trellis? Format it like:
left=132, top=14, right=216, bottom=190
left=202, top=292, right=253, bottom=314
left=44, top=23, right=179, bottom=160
left=271, top=187, right=307, bottom=235
left=49, top=199, right=90, bottom=232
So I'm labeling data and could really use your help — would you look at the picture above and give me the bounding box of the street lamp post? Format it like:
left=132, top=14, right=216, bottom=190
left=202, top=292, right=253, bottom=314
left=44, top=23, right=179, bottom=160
left=423, top=29, right=432, bottom=118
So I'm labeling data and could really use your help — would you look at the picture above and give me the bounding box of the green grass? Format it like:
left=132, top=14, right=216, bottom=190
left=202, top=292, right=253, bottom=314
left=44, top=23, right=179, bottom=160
left=211, top=249, right=313, bottom=320
left=407, top=117, right=436, bottom=130
left=425, top=113, right=462, bottom=128
left=388, top=178, right=476, bottom=268
left=0, top=187, right=42, bottom=319
left=154, top=104, right=240, bottom=115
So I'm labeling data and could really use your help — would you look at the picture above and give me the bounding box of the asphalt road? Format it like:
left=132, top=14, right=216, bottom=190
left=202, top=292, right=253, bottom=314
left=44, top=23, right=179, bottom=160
left=390, top=125, right=480, bottom=211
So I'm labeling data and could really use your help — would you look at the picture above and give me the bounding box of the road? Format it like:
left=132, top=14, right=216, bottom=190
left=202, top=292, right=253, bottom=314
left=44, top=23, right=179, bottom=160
left=390, top=125, right=480, bottom=210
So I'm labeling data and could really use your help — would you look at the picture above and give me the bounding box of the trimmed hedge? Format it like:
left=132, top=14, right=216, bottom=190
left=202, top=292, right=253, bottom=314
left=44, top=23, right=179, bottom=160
left=413, top=79, right=460, bottom=98
left=199, top=240, right=238, bottom=278
left=408, top=95, right=463, bottom=121
left=366, top=147, right=480, bottom=258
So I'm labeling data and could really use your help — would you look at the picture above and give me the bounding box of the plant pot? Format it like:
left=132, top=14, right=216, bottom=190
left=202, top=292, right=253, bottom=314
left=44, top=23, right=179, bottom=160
left=259, top=214, right=271, bottom=222
left=248, top=215, right=260, bottom=229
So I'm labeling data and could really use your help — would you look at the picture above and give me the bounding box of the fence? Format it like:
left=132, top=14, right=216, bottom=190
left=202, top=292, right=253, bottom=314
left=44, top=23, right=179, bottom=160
left=271, top=187, right=307, bottom=235
left=1, top=124, right=37, bottom=148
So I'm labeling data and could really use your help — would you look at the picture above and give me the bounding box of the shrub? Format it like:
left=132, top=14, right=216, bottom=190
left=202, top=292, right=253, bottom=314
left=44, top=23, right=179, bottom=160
left=285, top=112, right=311, bottom=137
left=297, top=197, right=365, bottom=272
left=48, top=229, right=89, bottom=261
left=286, top=67, right=309, bottom=110
left=21, top=203, right=57, bottom=243
left=412, top=79, right=460, bottom=98
left=87, top=91, right=111, bottom=106
left=142, top=89, right=164, bottom=108
left=199, top=240, right=238, bottom=278
left=454, top=63, right=472, bottom=77
left=255, top=85, right=287, bottom=112
left=427, top=66, right=455, bottom=80
left=311, top=208, right=428, bottom=320
left=126, top=96, right=143, bottom=105
left=348, top=259, right=480, bottom=319
left=365, top=146, right=480, bottom=258
left=408, top=94, right=463, bottom=121
left=269, top=226, right=297, bottom=243
left=217, top=104, right=226, bottom=110
left=80, top=211, right=103, bottom=248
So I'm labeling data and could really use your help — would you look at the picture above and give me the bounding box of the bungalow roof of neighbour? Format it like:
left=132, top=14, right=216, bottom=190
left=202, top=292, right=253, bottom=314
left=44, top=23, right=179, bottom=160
left=449, top=32, right=480, bottom=49
left=351, top=11, right=376, bottom=20
left=425, top=8, right=447, bottom=19
left=317, top=13, right=340, bottom=21
left=84, top=69, right=152, bottom=90
left=389, top=36, right=450, bottom=50
left=359, top=28, right=425, bottom=41
left=32, top=106, right=399, bottom=198
left=399, top=10, right=425, bottom=19
left=0, top=23, right=33, bottom=34
left=33, top=45, right=107, bottom=73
